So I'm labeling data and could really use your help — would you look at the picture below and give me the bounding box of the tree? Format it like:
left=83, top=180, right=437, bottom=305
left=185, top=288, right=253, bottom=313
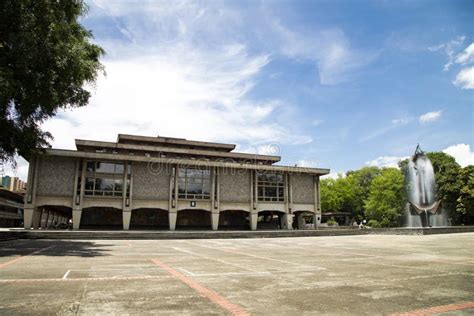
left=425, top=152, right=461, bottom=215
left=0, top=0, right=104, bottom=163
left=346, top=166, right=381, bottom=220
left=457, top=165, right=474, bottom=224
left=365, top=168, right=405, bottom=227
left=320, top=176, right=357, bottom=214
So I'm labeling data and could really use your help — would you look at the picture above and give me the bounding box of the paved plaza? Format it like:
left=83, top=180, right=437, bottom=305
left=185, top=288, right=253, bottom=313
left=0, top=233, right=473, bottom=315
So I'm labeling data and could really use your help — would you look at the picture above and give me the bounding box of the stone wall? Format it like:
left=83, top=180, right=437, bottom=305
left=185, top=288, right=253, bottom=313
left=219, top=169, right=251, bottom=203
left=292, top=173, right=314, bottom=204
left=133, top=162, right=170, bottom=200
left=36, top=156, right=76, bottom=197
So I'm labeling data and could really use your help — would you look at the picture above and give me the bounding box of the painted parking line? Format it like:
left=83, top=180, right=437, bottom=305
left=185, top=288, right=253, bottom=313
left=0, top=246, right=54, bottom=269
left=151, top=258, right=250, bottom=316
left=390, top=301, right=474, bottom=315
left=188, top=242, right=325, bottom=270
left=0, top=275, right=172, bottom=283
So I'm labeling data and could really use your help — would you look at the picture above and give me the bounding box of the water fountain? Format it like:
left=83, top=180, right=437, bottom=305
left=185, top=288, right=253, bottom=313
left=405, top=145, right=447, bottom=227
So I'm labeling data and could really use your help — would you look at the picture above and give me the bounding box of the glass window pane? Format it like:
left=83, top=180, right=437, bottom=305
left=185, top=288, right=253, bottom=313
left=187, top=182, right=202, bottom=194
left=265, top=187, right=277, bottom=197
left=86, top=161, right=95, bottom=172
left=278, top=187, right=284, bottom=199
left=115, top=163, right=124, bottom=174
left=178, top=179, right=186, bottom=194
left=202, top=181, right=211, bottom=195
left=96, top=162, right=115, bottom=173
left=85, top=178, right=94, bottom=190
left=114, top=179, right=123, bottom=192
left=95, top=178, right=114, bottom=191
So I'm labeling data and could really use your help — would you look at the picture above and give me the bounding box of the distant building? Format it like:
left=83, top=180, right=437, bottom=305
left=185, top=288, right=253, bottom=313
left=22, top=134, right=330, bottom=231
left=1, top=176, right=27, bottom=193
left=0, top=188, right=23, bottom=227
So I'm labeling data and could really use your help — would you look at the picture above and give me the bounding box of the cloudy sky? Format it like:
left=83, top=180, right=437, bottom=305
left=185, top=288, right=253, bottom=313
left=9, top=0, right=474, bottom=180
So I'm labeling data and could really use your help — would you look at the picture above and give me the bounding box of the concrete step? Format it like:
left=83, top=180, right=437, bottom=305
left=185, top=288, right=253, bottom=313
left=2, top=226, right=473, bottom=240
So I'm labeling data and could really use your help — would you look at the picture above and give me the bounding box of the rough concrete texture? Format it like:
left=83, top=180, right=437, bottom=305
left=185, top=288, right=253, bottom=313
left=132, top=162, right=171, bottom=200
left=36, top=156, right=76, bottom=197
left=219, top=169, right=251, bottom=203
left=0, top=234, right=473, bottom=315
left=291, top=174, right=314, bottom=204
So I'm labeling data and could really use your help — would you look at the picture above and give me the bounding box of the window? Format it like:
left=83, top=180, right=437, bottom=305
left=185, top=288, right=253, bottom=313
left=83, top=161, right=128, bottom=197
left=257, top=172, right=285, bottom=202
left=177, top=167, right=211, bottom=200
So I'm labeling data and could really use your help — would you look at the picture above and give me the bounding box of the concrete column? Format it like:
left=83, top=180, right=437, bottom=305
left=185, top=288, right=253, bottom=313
left=123, top=210, right=132, bottom=230
left=41, top=209, right=49, bottom=229
left=211, top=212, right=219, bottom=231
left=169, top=211, right=177, bottom=231
left=249, top=212, right=258, bottom=231
left=313, top=213, right=321, bottom=230
left=32, top=209, right=42, bottom=229
left=280, top=213, right=293, bottom=230
left=24, top=207, right=35, bottom=229
left=47, top=212, right=54, bottom=228
left=296, top=213, right=305, bottom=230
left=72, top=209, right=82, bottom=230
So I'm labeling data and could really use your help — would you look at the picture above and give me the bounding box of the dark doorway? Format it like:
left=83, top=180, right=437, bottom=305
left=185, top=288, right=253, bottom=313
left=176, top=209, right=211, bottom=230
left=80, top=207, right=123, bottom=229
left=130, top=208, right=169, bottom=230
left=257, top=211, right=283, bottom=230
left=219, top=210, right=249, bottom=230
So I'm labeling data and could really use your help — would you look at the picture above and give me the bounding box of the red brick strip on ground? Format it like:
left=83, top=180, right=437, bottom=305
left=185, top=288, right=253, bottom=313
left=390, top=301, right=474, bottom=316
left=0, top=246, right=54, bottom=269
left=151, top=258, right=250, bottom=316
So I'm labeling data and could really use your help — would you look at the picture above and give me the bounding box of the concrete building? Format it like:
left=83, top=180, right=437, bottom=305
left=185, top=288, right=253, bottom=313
left=1, top=176, right=27, bottom=193
left=23, top=134, right=329, bottom=231
left=0, top=188, right=23, bottom=227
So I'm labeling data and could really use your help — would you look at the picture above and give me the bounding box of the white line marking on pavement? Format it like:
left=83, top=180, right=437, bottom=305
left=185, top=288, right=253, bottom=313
left=62, top=270, right=70, bottom=280
left=178, top=268, right=196, bottom=276
left=186, top=242, right=326, bottom=270
left=172, top=247, right=263, bottom=273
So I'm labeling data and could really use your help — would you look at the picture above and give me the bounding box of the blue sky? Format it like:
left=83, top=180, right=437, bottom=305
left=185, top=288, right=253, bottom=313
left=10, top=0, right=474, bottom=179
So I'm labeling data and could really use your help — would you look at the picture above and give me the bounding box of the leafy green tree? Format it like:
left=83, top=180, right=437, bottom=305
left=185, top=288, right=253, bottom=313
left=0, top=0, right=104, bottom=163
left=346, top=166, right=381, bottom=220
left=457, top=165, right=474, bottom=224
left=425, top=152, right=461, bottom=215
left=320, top=175, right=357, bottom=214
left=365, top=168, right=405, bottom=227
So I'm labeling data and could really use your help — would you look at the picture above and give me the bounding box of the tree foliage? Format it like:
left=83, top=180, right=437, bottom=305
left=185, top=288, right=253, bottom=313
left=364, top=168, right=405, bottom=227
left=0, top=0, right=104, bottom=163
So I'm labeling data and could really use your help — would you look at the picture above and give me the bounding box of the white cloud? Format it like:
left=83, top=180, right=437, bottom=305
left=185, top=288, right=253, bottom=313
left=365, top=156, right=408, bottom=168
left=443, top=144, right=474, bottom=167
left=321, top=172, right=346, bottom=179
left=453, top=67, right=474, bottom=90
left=455, top=43, right=474, bottom=65
left=419, top=110, right=442, bottom=124
left=428, top=36, right=466, bottom=71
left=2, top=156, right=29, bottom=182
left=41, top=1, right=313, bottom=151
left=296, top=160, right=318, bottom=168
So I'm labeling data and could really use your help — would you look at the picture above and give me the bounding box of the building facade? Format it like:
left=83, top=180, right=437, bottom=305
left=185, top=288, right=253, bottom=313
left=23, top=134, right=329, bottom=231
left=1, top=176, right=27, bottom=193
left=0, top=188, right=23, bottom=227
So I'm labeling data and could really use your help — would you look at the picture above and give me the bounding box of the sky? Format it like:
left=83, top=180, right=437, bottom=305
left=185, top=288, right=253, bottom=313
left=6, top=0, right=474, bottom=180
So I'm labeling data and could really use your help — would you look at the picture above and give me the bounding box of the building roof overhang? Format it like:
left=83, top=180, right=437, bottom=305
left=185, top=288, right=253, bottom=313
left=117, top=134, right=236, bottom=152
left=45, top=149, right=330, bottom=175
left=75, top=139, right=281, bottom=163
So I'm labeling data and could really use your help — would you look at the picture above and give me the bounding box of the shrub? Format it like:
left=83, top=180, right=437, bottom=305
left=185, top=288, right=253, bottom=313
left=326, top=217, right=337, bottom=226
left=367, top=219, right=381, bottom=228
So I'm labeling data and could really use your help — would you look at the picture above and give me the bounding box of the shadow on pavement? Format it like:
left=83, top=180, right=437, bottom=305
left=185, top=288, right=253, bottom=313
left=0, top=240, right=113, bottom=258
